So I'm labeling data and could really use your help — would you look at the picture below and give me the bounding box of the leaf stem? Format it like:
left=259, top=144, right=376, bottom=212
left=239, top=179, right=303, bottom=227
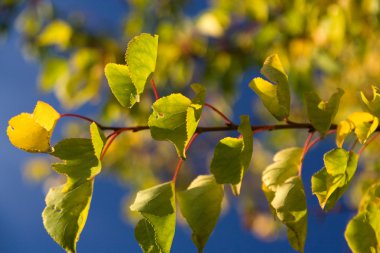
left=358, top=132, right=380, bottom=156
left=305, top=130, right=337, bottom=154
left=150, top=79, right=159, bottom=100
left=100, top=129, right=127, bottom=160
left=172, top=132, right=199, bottom=183
left=299, top=132, right=314, bottom=176
left=204, top=103, right=234, bottom=125
left=60, top=113, right=102, bottom=126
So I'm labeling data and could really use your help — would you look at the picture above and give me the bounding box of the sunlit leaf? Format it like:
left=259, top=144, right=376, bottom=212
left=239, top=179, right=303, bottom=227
left=249, top=54, right=290, bottom=121
left=130, top=182, right=176, bottom=253
left=336, top=112, right=378, bottom=147
left=262, top=147, right=302, bottom=191
left=38, top=20, right=72, bottom=49
left=43, top=123, right=105, bottom=253
left=125, top=33, right=158, bottom=100
left=361, top=85, right=380, bottom=118
left=210, top=115, right=253, bottom=195
left=105, top=63, right=136, bottom=108
left=177, top=175, right=224, bottom=253
left=305, top=89, right=344, bottom=135
left=148, top=84, right=205, bottom=159
left=263, top=177, right=307, bottom=253
left=345, top=182, right=380, bottom=253
left=311, top=148, right=358, bottom=211
left=262, top=147, right=307, bottom=252
left=7, top=101, right=60, bottom=152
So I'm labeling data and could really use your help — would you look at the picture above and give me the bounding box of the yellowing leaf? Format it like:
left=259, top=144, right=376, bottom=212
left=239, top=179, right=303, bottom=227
left=249, top=54, right=290, bottom=121
left=7, top=101, right=60, bottom=152
left=336, top=112, right=378, bottom=147
left=361, top=85, right=380, bottom=118
left=311, top=148, right=358, bottom=211
left=43, top=123, right=105, bottom=253
left=38, top=20, right=72, bottom=49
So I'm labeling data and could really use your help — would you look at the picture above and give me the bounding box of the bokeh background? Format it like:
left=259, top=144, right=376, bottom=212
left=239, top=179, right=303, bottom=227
left=1, top=0, right=380, bottom=252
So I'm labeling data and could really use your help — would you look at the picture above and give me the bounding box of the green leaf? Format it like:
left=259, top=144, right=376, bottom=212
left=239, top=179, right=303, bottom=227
left=177, top=175, right=224, bottom=253
left=43, top=181, right=93, bottom=253
left=262, top=147, right=302, bottom=191
left=345, top=182, right=380, bottom=253
left=130, top=182, right=176, bottom=253
left=104, top=63, right=137, bottom=108
left=336, top=112, right=378, bottom=147
left=263, top=177, right=307, bottom=253
left=148, top=84, right=206, bottom=159
left=135, top=219, right=161, bottom=253
left=210, top=115, right=253, bottom=195
left=311, top=148, right=358, bottom=211
left=361, top=85, right=380, bottom=118
left=43, top=123, right=105, bottom=253
left=305, top=89, right=344, bottom=135
left=249, top=54, right=290, bottom=121
left=125, top=33, right=158, bottom=98
left=7, top=101, right=60, bottom=153
left=262, top=147, right=307, bottom=252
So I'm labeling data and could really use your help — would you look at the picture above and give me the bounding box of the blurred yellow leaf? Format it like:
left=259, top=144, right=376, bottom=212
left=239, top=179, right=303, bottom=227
left=38, top=20, right=72, bottom=49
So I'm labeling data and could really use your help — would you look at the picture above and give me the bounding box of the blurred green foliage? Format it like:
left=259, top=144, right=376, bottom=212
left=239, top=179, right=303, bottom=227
left=3, top=0, right=380, bottom=243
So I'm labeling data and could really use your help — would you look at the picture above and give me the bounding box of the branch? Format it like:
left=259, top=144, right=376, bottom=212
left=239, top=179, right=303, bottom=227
left=60, top=113, right=342, bottom=133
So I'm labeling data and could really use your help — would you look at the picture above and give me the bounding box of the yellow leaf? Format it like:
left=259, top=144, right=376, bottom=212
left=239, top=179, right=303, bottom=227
left=336, top=120, right=354, bottom=148
left=336, top=112, right=378, bottom=147
left=7, top=101, right=60, bottom=153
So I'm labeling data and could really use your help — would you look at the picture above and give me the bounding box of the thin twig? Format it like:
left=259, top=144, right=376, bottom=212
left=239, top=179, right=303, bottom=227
left=150, top=79, right=160, bottom=100
left=100, top=129, right=126, bottom=160
left=305, top=130, right=337, bottom=154
left=299, top=132, right=314, bottom=177
left=358, top=132, right=380, bottom=156
left=204, top=103, right=234, bottom=125
left=172, top=132, right=200, bottom=183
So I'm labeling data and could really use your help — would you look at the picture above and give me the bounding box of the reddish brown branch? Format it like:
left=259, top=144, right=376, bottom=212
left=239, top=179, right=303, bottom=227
left=204, top=103, right=234, bottom=125
left=172, top=132, right=200, bottom=183
left=358, top=132, right=380, bottom=156
left=150, top=79, right=159, bottom=100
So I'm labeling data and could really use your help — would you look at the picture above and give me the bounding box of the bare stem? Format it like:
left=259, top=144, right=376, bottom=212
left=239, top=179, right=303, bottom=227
left=204, top=103, right=234, bottom=125
left=172, top=132, right=199, bottom=183
left=299, top=132, right=314, bottom=177
left=358, top=132, right=380, bottom=156
left=305, top=130, right=337, bottom=154
left=150, top=79, right=160, bottom=101
left=100, top=129, right=126, bottom=160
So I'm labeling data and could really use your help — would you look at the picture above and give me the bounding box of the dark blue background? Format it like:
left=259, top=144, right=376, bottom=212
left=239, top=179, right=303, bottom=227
left=0, top=1, right=354, bottom=252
